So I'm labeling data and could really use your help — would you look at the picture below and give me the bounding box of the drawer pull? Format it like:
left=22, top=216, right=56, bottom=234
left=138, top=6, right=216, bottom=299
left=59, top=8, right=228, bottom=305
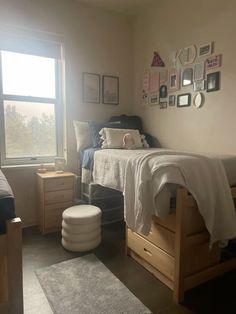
left=144, top=248, right=152, bottom=257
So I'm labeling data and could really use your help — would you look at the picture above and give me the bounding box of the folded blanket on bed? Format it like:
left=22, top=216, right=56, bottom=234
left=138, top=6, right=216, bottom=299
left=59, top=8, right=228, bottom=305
left=124, top=150, right=236, bottom=245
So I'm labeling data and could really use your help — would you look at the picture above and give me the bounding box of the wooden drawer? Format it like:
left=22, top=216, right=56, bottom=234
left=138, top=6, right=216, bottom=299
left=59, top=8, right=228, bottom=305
left=153, top=213, right=176, bottom=232
left=44, top=190, right=74, bottom=205
left=185, top=242, right=220, bottom=276
left=153, top=203, right=205, bottom=235
left=44, top=202, right=73, bottom=230
left=44, top=208, right=64, bottom=229
left=44, top=177, right=74, bottom=192
left=141, top=222, right=175, bottom=256
left=127, top=229, right=175, bottom=280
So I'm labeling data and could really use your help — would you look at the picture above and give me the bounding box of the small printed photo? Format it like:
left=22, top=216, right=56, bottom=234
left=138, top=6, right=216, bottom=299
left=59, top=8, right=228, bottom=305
left=169, top=95, right=176, bottom=106
left=160, top=101, right=167, bottom=109
left=193, top=80, right=205, bottom=92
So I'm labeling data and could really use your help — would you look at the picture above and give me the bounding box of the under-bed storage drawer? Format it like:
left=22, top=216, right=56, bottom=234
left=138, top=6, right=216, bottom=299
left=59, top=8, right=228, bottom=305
left=127, top=229, right=175, bottom=280
left=184, top=241, right=220, bottom=276
left=153, top=201, right=205, bottom=235
left=141, top=222, right=175, bottom=256
left=102, top=207, right=124, bottom=225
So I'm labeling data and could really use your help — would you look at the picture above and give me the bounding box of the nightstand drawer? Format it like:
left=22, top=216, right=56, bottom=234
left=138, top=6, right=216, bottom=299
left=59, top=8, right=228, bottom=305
left=44, top=177, right=74, bottom=192
left=44, top=208, right=64, bottom=229
left=45, top=190, right=74, bottom=204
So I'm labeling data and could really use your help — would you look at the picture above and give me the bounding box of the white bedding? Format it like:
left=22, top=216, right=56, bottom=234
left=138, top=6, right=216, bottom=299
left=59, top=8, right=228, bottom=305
left=93, top=148, right=236, bottom=245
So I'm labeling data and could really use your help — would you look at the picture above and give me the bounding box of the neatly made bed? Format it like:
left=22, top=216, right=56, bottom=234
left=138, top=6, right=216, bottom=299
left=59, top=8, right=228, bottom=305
left=92, top=148, right=236, bottom=302
left=0, top=170, right=23, bottom=314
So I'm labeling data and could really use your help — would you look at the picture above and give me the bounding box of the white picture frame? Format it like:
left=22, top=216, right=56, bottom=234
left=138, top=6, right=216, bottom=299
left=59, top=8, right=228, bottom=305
left=194, top=62, right=205, bottom=81
left=102, top=75, right=119, bottom=105
left=83, top=73, right=100, bottom=103
left=193, top=80, right=206, bottom=92
left=178, top=45, right=197, bottom=65
left=198, top=42, right=213, bottom=57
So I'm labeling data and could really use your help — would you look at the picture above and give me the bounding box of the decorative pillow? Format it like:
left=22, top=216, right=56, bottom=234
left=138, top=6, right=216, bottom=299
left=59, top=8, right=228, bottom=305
left=99, top=128, right=143, bottom=149
left=141, top=134, right=150, bottom=148
left=73, top=120, right=93, bottom=152
left=89, top=121, right=123, bottom=148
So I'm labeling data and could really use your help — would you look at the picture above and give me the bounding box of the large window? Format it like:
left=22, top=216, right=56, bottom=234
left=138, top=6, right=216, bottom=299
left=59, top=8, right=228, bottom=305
left=0, top=49, right=63, bottom=165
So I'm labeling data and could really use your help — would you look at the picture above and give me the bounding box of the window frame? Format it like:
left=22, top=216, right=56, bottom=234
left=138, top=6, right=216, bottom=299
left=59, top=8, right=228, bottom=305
left=0, top=52, right=64, bottom=166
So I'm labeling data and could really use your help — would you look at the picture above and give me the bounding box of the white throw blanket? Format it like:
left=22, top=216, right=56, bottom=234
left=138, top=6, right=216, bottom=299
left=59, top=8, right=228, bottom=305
left=124, top=150, right=236, bottom=245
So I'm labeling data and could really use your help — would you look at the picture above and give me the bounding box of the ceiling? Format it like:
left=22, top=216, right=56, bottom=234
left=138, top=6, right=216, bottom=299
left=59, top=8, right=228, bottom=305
left=77, top=0, right=156, bottom=15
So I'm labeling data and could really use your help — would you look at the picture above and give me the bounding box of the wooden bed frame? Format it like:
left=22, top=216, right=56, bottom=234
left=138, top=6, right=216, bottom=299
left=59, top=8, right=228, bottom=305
left=0, top=218, right=23, bottom=314
left=126, top=187, right=236, bottom=303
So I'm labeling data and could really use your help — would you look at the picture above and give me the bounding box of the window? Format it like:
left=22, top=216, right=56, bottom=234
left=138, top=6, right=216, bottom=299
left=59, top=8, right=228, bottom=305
left=0, top=49, right=63, bottom=165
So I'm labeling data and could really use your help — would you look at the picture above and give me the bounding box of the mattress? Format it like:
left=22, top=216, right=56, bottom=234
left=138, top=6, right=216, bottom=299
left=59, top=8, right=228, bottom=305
left=0, top=170, right=16, bottom=234
left=92, top=148, right=236, bottom=189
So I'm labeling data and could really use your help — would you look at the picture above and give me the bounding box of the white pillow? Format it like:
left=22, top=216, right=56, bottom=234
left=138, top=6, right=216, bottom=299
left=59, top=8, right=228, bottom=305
left=73, top=120, right=93, bottom=152
left=99, top=128, right=143, bottom=149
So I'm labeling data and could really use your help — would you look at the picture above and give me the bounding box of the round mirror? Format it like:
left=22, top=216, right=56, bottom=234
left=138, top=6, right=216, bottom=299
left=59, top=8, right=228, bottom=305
left=193, top=92, right=204, bottom=108
left=178, top=45, right=197, bottom=65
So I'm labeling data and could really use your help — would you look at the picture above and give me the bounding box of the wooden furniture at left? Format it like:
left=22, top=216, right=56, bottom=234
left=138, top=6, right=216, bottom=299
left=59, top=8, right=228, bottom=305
left=0, top=218, right=23, bottom=314
left=37, top=171, right=76, bottom=234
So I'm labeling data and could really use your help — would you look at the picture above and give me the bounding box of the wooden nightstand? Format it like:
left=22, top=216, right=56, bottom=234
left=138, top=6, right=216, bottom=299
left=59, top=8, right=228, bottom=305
left=36, top=171, right=76, bottom=234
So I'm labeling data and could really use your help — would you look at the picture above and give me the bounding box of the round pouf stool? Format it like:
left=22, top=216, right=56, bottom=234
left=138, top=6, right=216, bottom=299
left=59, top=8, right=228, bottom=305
left=61, top=205, right=102, bottom=252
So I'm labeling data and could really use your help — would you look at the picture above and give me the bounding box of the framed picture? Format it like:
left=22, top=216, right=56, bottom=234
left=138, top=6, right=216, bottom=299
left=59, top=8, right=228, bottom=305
left=169, top=95, right=176, bottom=106
left=177, top=93, right=191, bottom=107
left=194, top=62, right=205, bottom=81
left=193, top=80, right=206, bottom=92
left=160, top=85, right=168, bottom=98
left=205, top=54, right=222, bottom=71
left=182, top=68, right=193, bottom=86
left=83, top=72, right=100, bottom=103
left=160, top=101, right=167, bottom=109
left=206, top=72, right=220, bottom=92
left=149, top=92, right=159, bottom=106
left=159, top=70, right=168, bottom=84
left=198, top=42, right=213, bottom=57
left=102, top=75, right=119, bottom=105
left=169, top=70, right=180, bottom=92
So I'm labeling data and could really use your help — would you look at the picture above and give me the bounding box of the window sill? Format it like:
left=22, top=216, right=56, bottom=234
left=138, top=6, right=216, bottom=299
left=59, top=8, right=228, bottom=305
left=1, top=163, right=55, bottom=170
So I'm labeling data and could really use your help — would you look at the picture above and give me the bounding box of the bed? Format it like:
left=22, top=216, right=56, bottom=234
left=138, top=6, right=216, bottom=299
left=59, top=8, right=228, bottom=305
left=74, top=115, right=236, bottom=302
left=0, top=170, right=23, bottom=314
left=92, top=148, right=236, bottom=302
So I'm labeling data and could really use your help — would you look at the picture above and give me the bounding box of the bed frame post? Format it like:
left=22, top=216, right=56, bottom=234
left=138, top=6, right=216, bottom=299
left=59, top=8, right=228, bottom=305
left=174, top=188, right=188, bottom=303
left=0, top=218, right=24, bottom=314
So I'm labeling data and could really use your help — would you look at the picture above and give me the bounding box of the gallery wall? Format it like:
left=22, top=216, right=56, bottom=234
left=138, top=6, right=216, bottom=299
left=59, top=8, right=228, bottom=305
left=133, top=0, right=236, bottom=155
left=0, top=0, right=134, bottom=226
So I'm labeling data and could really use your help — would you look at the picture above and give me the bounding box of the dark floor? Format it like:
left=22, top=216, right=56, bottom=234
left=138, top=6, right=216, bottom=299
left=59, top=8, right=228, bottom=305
left=23, top=222, right=236, bottom=314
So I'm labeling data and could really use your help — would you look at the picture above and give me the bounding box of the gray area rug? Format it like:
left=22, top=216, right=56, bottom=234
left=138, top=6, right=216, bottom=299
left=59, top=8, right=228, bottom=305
left=35, top=254, right=152, bottom=314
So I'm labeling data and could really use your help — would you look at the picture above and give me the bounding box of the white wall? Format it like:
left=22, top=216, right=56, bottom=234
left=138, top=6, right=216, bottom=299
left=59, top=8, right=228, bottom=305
left=0, top=0, right=134, bottom=226
left=133, top=0, right=236, bottom=155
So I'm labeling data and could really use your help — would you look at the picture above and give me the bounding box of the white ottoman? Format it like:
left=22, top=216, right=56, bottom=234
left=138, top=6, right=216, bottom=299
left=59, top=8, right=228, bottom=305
left=61, top=205, right=101, bottom=252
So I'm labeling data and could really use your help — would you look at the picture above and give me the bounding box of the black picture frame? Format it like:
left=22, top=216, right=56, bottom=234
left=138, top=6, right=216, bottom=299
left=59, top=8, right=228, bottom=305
left=82, top=72, right=100, bottom=103
left=206, top=71, right=220, bottom=92
left=102, top=75, right=119, bottom=105
left=177, top=93, right=191, bottom=107
left=159, top=85, right=167, bottom=98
